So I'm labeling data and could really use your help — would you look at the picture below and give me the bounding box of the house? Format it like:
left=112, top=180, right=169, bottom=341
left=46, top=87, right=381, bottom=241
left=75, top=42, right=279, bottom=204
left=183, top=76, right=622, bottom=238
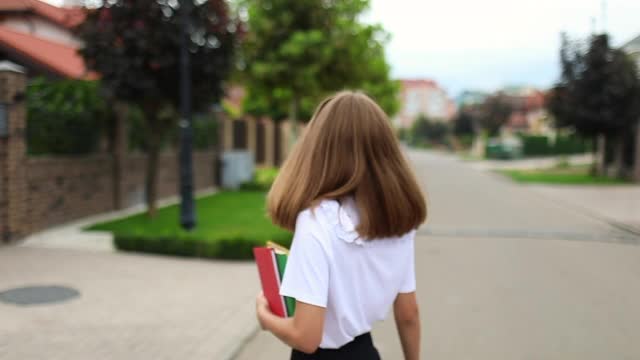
left=393, top=79, right=456, bottom=128
left=500, top=86, right=548, bottom=133
left=0, top=0, right=94, bottom=79
left=623, top=34, right=640, bottom=70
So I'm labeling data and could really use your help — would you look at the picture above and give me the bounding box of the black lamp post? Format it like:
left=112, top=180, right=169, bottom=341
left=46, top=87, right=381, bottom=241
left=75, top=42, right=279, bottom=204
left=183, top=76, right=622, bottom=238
left=179, top=0, right=196, bottom=230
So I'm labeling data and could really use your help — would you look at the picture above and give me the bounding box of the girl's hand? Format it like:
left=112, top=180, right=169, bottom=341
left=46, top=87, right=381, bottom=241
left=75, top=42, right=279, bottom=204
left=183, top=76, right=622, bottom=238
left=256, top=291, right=270, bottom=330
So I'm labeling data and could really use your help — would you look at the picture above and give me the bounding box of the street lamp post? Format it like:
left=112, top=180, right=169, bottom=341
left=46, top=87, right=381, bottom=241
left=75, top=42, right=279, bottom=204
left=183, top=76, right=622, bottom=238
left=179, top=0, right=196, bottom=230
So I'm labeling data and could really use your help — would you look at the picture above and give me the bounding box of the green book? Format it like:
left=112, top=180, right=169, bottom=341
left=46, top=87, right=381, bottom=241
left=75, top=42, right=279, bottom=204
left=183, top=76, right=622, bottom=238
left=274, top=252, right=296, bottom=317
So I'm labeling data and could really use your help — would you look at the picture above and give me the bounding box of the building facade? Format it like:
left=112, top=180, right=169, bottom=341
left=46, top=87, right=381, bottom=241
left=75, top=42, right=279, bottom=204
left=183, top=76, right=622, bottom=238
left=0, top=0, right=91, bottom=79
left=394, top=79, right=456, bottom=128
left=500, top=86, right=549, bottom=133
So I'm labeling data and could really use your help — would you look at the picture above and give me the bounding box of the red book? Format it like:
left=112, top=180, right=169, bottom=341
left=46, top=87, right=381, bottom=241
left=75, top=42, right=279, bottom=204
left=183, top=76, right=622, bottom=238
left=253, top=247, right=287, bottom=317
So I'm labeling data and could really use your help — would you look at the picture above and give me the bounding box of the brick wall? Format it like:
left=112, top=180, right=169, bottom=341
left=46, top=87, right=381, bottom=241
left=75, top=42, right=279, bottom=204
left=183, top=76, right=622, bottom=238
left=25, top=155, right=115, bottom=233
left=119, top=151, right=216, bottom=209
left=0, top=63, right=217, bottom=241
left=18, top=150, right=216, bottom=237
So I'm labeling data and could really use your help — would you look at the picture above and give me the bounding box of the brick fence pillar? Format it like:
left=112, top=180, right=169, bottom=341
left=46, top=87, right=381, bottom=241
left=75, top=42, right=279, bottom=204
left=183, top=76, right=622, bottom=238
left=222, top=116, right=233, bottom=151
left=247, top=116, right=257, bottom=162
left=263, top=118, right=275, bottom=167
left=0, top=62, right=27, bottom=242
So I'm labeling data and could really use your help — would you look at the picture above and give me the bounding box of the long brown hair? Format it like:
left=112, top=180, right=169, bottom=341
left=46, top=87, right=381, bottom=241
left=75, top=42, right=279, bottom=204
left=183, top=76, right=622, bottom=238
left=267, top=91, right=426, bottom=239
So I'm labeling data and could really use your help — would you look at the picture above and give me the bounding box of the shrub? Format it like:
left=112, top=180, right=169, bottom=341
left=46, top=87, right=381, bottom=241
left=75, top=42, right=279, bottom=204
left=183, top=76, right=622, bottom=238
left=26, top=78, right=107, bottom=155
left=554, top=134, right=590, bottom=154
left=240, top=167, right=279, bottom=191
left=410, top=114, right=450, bottom=147
left=519, top=134, right=590, bottom=157
left=113, top=232, right=293, bottom=260
left=521, top=135, right=550, bottom=156
left=91, top=191, right=292, bottom=260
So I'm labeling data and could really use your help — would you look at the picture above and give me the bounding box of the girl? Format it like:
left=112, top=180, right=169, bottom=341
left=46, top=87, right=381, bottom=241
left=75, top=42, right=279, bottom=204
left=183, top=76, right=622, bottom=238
left=256, top=91, right=426, bottom=360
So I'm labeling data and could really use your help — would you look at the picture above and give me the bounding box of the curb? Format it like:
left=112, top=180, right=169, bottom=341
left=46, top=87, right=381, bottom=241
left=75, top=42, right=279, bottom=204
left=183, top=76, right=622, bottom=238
left=524, top=185, right=640, bottom=240
left=222, top=325, right=261, bottom=360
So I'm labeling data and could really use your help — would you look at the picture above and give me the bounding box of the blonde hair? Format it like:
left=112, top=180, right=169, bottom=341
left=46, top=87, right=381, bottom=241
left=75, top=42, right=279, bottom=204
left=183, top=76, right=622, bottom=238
left=267, top=91, right=427, bottom=239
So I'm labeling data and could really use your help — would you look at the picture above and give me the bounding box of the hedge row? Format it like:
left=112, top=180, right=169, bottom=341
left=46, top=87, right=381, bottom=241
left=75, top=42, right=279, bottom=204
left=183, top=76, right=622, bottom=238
left=114, top=232, right=293, bottom=260
left=520, top=134, right=590, bottom=157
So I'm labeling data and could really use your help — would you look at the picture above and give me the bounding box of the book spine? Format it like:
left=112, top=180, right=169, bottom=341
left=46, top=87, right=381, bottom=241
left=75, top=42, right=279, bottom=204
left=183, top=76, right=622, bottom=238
left=275, top=253, right=296, bottom=317
left=270, top=251, right=287, bottom=316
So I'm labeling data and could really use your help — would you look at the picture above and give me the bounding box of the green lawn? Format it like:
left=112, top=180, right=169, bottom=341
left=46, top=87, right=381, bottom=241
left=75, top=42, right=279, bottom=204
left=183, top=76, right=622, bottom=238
left=86, top=191, right=292, bottom=260
left=498, top=165, right=629, bottom=185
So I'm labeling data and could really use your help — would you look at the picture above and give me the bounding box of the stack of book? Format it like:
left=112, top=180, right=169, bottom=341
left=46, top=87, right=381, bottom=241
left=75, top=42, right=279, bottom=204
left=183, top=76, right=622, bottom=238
left=253, top=241, right=296, bottom=317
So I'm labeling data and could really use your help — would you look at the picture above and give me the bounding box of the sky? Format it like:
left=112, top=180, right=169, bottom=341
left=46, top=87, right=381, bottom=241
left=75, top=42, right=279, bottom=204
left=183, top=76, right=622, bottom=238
left=46, top=0, right=640, bottom=96
left=365, top=0, right=640, bottom=95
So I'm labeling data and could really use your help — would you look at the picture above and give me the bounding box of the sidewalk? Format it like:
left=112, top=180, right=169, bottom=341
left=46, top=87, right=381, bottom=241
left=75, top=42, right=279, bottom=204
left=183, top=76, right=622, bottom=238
left=18, top=187, right=216, bottom=252
left=2, top=187, right=263, bottom=360
left=527, top=184, right=640, bottom=235
left=0, top=246, right=260, bottom=360
left=468, top=153, right=593, bottom=171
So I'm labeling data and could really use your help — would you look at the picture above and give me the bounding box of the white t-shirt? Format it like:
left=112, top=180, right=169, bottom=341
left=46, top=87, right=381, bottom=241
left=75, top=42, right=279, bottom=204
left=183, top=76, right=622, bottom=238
left=279, top=196, right=417, bottom=349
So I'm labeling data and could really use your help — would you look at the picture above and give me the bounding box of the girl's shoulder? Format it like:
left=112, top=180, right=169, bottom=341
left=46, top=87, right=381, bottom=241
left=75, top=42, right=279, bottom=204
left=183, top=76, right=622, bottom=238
left=294, top=198, right=353, bottom=246
left=296, top=197, right=416, bottom=249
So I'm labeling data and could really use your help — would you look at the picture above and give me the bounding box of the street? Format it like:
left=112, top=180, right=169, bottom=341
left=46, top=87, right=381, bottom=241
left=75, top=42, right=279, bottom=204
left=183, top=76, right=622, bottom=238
left=1, top=150, right=639, bottom=360
left=235, top=150, right=640, bottom=359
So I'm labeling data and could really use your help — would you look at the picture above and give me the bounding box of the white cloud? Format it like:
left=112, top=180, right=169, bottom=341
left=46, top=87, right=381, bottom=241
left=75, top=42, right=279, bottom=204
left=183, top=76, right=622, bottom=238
left=365, top=0, right=640, bottom=94
left=43, top=0, right=640, bottom=95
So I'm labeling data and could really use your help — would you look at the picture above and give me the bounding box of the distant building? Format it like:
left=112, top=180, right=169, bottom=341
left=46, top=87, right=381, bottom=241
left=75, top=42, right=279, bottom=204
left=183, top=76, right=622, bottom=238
left=394, top=79, right=456, bottom=128
left=624, top=34, right=640, bottom=73
left=456, top=90, right=488, bottom=107
left=0, top=0, right=93, bottom=79
left=497, top=86, right=549, bottom=133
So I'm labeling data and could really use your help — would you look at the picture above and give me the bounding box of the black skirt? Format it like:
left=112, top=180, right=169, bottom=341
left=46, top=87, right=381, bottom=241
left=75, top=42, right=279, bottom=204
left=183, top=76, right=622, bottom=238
left=290, top=332, right=381, bottom=360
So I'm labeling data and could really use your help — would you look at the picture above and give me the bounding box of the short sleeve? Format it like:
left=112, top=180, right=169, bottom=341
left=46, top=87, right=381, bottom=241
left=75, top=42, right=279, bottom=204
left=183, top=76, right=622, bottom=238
left=398, top=232, right=416, bottom=293
left=279, top=210, right=330, bottom=308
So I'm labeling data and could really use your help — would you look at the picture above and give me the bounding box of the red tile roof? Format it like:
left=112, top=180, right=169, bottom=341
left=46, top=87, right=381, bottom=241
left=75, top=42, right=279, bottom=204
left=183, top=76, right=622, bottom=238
left=0, top=0, right=85, bottom=29
left=0, top=25, right=96, bottom=79
left=400, top=79, right=437, bottom=87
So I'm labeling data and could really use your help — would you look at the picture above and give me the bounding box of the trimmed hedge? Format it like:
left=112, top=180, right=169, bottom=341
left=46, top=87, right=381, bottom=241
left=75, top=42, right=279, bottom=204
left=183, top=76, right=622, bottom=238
left=88, top=191, right=292, bottom=260
left=520, top=134, right=590, bottom=157
left=521, top=135, right=551, bottom=156
left=114, top=232, right=293, bottom=260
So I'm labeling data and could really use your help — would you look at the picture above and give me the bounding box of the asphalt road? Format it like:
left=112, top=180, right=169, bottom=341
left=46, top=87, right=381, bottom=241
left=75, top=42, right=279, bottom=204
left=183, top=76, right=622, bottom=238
left=235, top=150, right=640, bottom=360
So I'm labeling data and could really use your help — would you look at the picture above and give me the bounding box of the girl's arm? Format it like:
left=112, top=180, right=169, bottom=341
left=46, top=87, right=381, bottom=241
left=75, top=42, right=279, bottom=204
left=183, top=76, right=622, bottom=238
left=394, top=292, right=421, bottom=360
left=256, top=293, right=325, bottom=354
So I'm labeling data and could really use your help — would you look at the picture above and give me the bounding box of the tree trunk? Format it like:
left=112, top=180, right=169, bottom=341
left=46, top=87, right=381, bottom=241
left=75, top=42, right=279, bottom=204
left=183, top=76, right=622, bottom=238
left=143, top=106, right=161, bottom=218
left=112, top=101, right=128, bottom=210
left=288, top=95, right=300, bottom=146
left=146, top=137, right=160, bottom=217
left=595, top=133, right=606, bottom=176
left=612, top=133, right=625, bottom=179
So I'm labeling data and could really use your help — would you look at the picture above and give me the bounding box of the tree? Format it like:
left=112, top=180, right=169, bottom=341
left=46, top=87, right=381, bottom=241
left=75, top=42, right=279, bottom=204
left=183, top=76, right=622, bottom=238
left=453, top=108, right=477, bottom=136
left=547, top=33, right=640, bottom=176
left=411, top=114, right=449, bottom=146
left=78, top=0, right=238, bottom=216
left=27, top=78, right=107, bottom=155
left=239, top=0, right=398, bottom=128
left=478, top=94, right=513, bottom=136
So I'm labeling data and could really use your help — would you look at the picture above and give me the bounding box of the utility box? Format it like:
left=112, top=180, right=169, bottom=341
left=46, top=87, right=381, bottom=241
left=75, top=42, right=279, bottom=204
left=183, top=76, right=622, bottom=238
left=221, top=150, right=254, bottom=189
